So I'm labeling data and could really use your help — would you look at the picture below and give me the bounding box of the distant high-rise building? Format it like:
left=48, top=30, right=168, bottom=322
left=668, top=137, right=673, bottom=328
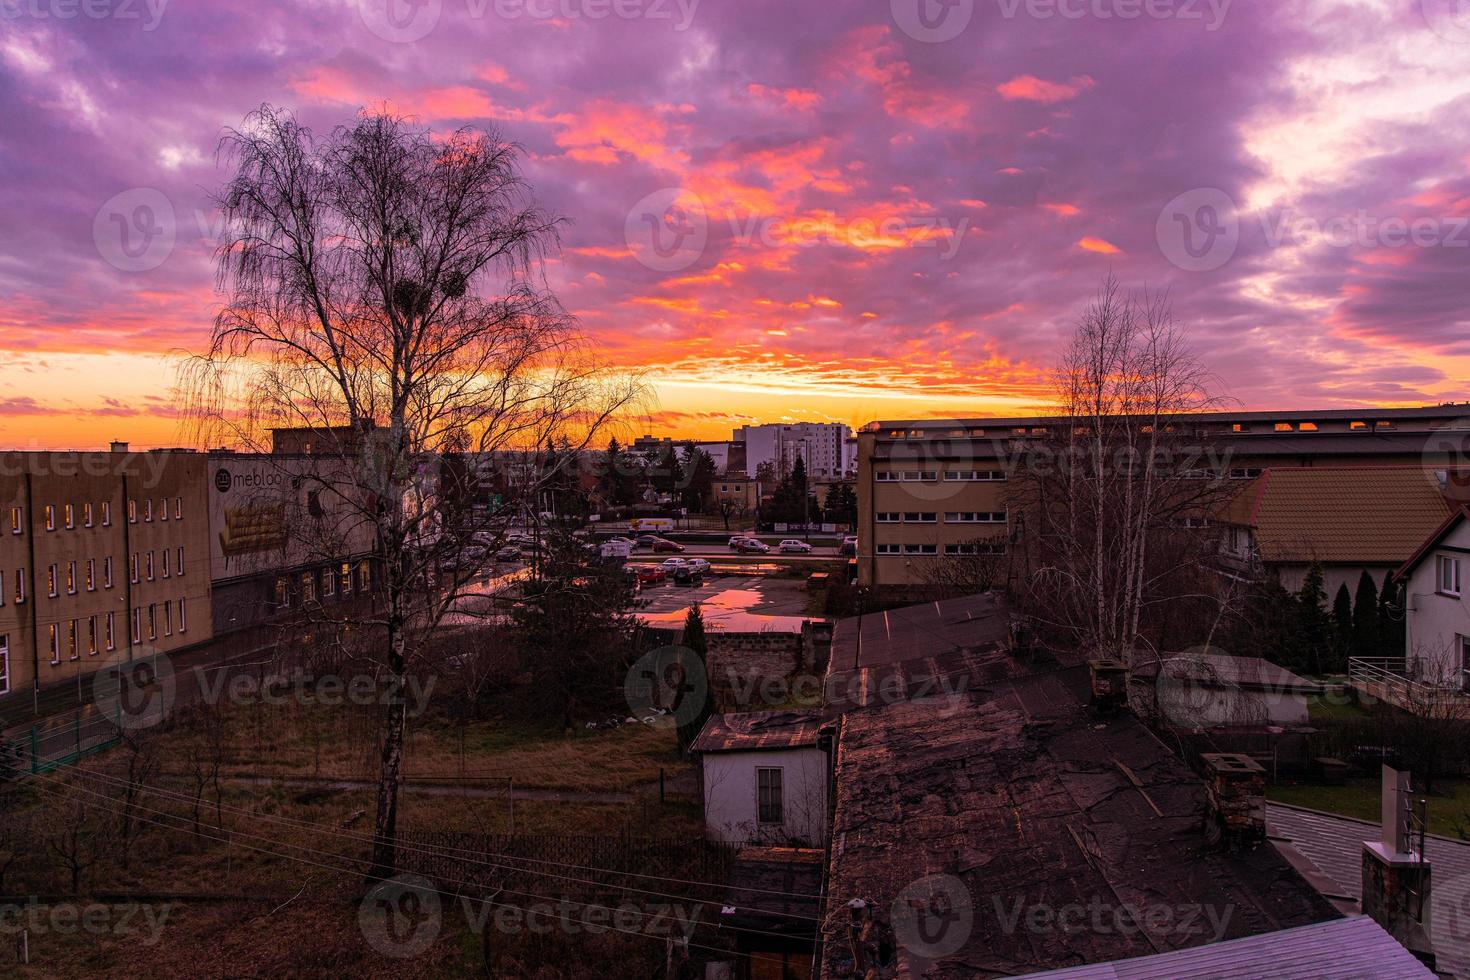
left=734, top=423, right=853, bottom=480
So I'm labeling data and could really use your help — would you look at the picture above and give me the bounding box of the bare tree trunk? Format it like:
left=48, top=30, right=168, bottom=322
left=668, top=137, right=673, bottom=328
left=369, top=621, right=407, bottom=883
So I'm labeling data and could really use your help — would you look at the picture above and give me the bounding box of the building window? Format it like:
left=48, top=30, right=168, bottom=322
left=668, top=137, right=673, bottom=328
left=174, top=496, right=182, bottom=520
left=104, top=557, right=113, bottom=589
left=944, top=470, right=1006, bottom=482
left=128, top=499, right=137, bottom=523
left=85, top=559, right=95, bottom=592
left=146, top=551, right=154, bottom=581
left=178, top=598, right=187, bottom=633
left=106, top=612, right=116, bottom=651
left=144, top=499, right=153, bottom=522
left=902, top=544, right=938, bottom=555
left=341, top=563, right=353, bottom=595
left=322, top=568, right=336, bottom=598
left=63, top=503, right=74, bottom=529
left=131, top=608, right=141, bottom=644
left=48, top=624, right=59, bottom=664
left=900, top=471, right=938, bottom=482
left=944, top=512, right=1008, bottom=524
left=0, top=634, right=8, bottom=694
left=8, top=507, right=19, bottom=534
left=945, top=543, right=1007, bottom=556
left=876, top=513, right=901, bottom=524
left=47, top=564, right=57, bottom=597
left=88, top=616, right=97, bottom=655
left=301, top=572, right=316, bottom=604
left=1440, top=556, right=1463, bottom=597
left=101, top=501, right=111, bottom=527
left=275, top=576, right=290, bottom=609
left=876, top=544, right=901, bottom=555
left=1228, top=467, right=1263, bottom=480
left=159, top=498, right=169, bottom=521
left=875, top=472, right=900, bottom=482
left=14, top=569, right=23, bottom=604
left=67, top=620, right=78, bottom=661
left=147, top=604, right=156, bottom=641
left=358, top=561, right=371, bottom=593
left=163, top=601, right=173, bottom=637
left=177, top=547, right=184, bottom=577
left=66, top=561, right=76, bottom=595
left=902, top=513, right=937, bottom=524
left=162, top=550, right=170, bottom=578
left=756, top=768, right=784, bottom=825
left=130, top=554, right=139, bottom=584
left=44, top=505, right=55, bottom=531
left=0, top=570, right=4, bottom=606
left=83, top=502, right=93, bottom=527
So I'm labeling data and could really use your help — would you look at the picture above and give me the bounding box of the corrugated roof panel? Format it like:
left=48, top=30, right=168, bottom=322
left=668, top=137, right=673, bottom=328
left=1023, top=916, right=1433, bottom=979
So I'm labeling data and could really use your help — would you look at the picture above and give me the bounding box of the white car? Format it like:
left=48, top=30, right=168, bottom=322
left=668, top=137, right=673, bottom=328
left=779, top=539, right=813, bottom=553
left=729, top=535, right=756, bottom=551
left=660, top=557, right=690, bottom=570
left=685, top=558, right=711, bottom=575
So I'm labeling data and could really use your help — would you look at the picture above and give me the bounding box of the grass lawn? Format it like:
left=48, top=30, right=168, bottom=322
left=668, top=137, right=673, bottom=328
left=1269, top=775, right=1470, bottom=838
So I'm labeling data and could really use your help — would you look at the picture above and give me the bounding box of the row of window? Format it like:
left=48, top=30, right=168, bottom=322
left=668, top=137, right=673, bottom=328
left=874, top=470, right=1007, bottom=482
left=875, top=512, right=1008, bottom=524
left=874, top=542, right=1009, bottom=556
left=46, top=612, right=121, bottom=664
left=274, top=561, right=372, bottom=609
left=128, top=548, right=188, bottom=585
left=18, top=496, right=187, bottom=534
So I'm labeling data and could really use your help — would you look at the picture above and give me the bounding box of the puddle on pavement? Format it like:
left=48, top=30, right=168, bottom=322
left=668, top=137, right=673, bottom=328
left=638, top=588, right=808, bottom=633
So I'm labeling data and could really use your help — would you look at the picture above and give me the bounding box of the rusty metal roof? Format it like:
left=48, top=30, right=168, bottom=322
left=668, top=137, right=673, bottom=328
left=691, top=709, right=826, bottom=753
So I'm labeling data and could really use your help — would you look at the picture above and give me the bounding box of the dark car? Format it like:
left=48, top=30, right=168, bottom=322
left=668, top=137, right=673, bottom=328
left=634, top=535, right=658, bottom=549
left=672, top=564, right=703, bottom=586
left=650, top=538, right=685, bottom=554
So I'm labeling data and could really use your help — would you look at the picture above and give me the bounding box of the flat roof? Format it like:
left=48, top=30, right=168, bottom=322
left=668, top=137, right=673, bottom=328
left=866, top=405, right=1470, bottom=430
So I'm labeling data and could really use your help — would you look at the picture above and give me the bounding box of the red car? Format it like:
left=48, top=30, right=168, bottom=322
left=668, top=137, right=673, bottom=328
left=650, top=538, right=685, bottom=553
left=635, top=565, right=667, bottom=584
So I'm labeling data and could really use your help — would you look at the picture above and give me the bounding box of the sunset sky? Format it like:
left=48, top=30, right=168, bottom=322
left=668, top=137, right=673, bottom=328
left=3, top=0, right=1469, bottom=449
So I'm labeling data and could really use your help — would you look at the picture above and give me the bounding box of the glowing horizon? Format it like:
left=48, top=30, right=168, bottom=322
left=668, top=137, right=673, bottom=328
left=3, top=1, right=1469, bottom=451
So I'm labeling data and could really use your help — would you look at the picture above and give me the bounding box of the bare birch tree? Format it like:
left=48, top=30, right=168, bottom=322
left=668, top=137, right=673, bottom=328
left=184, top=106, right=641, bottom=881
left=1012, top=278, right=1234, bottom=664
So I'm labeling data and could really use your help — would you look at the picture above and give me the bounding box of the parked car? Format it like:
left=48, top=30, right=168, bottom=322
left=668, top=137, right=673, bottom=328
left=778, top=539, right=813, bottom=554
left=635, top=565, right=667, bottom=584
left=685, top=557, right=711, bottom=576
left=607, top=536, right=636, bottom=549
left=660, top=557, right=689, bottom=570
left=673, top=564, right=702, bottom=586
left=651, top=538, right=685, bottom=554
left=495, top=544, right=523, bottom=561
left=840, top=535, right=858, bottom=557
left=736, top=539, right=771, bottom=554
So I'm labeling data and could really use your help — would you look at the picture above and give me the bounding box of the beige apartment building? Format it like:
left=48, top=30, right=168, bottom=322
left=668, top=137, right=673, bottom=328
left=856, top=406, right=1470, bottom=587
left=0, top=449, right=213, bottom=701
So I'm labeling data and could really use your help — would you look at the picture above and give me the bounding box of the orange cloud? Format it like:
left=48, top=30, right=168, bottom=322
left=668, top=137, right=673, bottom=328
left=998, top=74, right=1096, bottom=104
left=746, top=83, right=821, bottom=111
left=1043, top=203, right=1081, bottom=216
left=1078, top=237, right=1122, bottom=254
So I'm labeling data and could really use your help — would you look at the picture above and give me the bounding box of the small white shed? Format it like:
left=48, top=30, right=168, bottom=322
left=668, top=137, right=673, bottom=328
left=692, top=710, right=830, bottom=847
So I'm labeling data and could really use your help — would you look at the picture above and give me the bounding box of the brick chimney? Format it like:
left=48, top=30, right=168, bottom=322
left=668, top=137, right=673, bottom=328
left=802, top=619, right=834, bottom=673
left=1362, top=766, right=1435, bottom=968
left=1088, top=659, right=1130, bottom=716
left=1200, top=753, right=1265, bottom=846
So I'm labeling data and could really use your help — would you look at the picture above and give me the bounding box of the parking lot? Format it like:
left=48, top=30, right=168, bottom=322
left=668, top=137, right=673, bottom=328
left=634, top=574, right=816, bottom=629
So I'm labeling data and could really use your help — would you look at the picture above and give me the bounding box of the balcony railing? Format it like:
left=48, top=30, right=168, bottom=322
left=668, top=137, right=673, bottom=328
left=1348, top=657, right=1470, bottom=717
